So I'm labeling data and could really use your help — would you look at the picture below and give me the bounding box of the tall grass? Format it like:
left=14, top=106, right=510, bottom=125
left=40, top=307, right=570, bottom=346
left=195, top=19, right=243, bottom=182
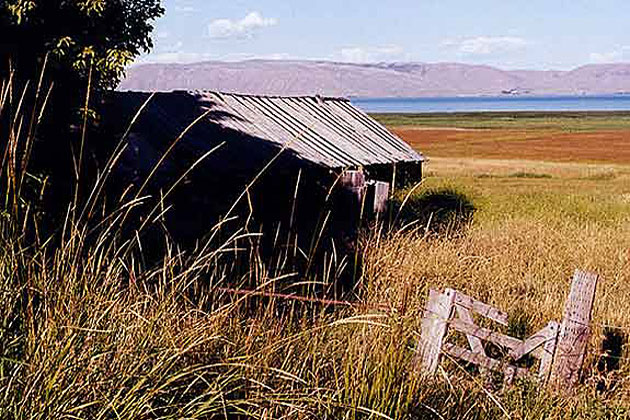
left=1, top=72, right=629, bottom=419
left=0, top=72, right=425, bottom=419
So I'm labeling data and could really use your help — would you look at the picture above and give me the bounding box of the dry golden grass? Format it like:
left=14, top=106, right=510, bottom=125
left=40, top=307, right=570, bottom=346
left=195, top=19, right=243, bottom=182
left=3, top=71, right=630, bottom=418
left=360, top=156, right=630, bottom=417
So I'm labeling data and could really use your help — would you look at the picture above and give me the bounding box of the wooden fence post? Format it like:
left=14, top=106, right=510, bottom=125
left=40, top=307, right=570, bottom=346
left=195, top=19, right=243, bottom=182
left=372, top=181, right=390, bottom=216
left=338, top=169, right=367, bottom=253
left=417, top=289, right=456, bottom=375
left=549, top=270, right=599, bottom=390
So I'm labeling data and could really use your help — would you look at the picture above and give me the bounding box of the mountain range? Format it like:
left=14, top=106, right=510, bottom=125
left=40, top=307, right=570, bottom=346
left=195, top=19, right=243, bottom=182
left=119, top=60, right=630, bottom=97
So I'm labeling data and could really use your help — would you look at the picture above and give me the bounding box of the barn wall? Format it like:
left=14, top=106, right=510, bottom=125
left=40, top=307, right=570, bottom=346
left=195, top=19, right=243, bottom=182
left=93, top=91, right=424, bottom=289
left=363, top=161, right=423, bottom=189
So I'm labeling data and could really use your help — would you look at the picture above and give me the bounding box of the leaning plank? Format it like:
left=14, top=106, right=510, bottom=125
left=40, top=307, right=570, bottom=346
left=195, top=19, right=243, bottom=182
left=509, top=321, right=559, bottom=361
left=372, top=181, right=390, bottom=215
left=455, top=305, right=485, bottom=356
left=450, top=318, right=523, bottom=350
left=453, top=290, right=509, bottom=326
left=417, top=289, right=456, bottom=375
left=443, top=343, right=529, bottom=378
left=550, top=270, right=599, bottom=390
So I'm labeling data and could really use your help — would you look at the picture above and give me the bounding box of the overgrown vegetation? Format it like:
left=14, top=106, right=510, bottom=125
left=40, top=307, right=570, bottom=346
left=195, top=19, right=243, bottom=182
left=392, top=186, right=476, bottom=234
left=1, top=70, right=630, bottom=419
left=0, top=72, right=426, bottom=418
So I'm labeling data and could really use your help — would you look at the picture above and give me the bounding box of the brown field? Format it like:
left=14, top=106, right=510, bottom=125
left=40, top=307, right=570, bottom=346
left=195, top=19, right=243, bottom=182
left=393, top=127, right=630, bottom=163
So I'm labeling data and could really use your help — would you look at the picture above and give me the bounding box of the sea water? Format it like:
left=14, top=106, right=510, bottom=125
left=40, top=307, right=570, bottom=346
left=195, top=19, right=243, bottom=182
left=351, top=95, right=630, bottom=113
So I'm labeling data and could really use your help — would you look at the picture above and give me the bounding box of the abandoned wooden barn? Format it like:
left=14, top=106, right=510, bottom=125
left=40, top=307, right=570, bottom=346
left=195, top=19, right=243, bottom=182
left=101, top=90, right=424, bottom=246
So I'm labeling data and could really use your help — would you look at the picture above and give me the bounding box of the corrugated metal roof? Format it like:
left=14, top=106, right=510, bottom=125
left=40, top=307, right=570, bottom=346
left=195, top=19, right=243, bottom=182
left=187, top=91, right=424, bottom=168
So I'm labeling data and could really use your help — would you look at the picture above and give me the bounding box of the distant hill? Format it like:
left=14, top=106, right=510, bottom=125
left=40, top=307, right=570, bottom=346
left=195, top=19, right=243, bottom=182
left=119, top=60, right=630, bottom=97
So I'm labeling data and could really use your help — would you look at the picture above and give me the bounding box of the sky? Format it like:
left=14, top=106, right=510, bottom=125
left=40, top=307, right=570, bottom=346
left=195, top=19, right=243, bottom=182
left=142, top=0, right=630, bottom=70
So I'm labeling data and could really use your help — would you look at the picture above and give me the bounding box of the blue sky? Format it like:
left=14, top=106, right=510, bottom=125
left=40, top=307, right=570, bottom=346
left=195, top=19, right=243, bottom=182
left=143, top=0, right=630, bottom=70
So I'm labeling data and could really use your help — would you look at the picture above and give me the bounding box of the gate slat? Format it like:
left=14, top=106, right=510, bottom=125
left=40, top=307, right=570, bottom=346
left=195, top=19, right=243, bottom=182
left=450, top=318, right=523, bottom=350
left=453, top=290, right=508, bottom=326
left=455, top=305, right=486, bottom=356
left=509, top=321, right=559, bottom=361
left=444, top=343, right=528, bottom=378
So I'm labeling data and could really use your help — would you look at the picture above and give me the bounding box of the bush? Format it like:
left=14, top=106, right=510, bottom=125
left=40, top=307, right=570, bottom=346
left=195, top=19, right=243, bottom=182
left=1, top=0, right=164, bottom=89
left=394, top=187, right=477, bottom=234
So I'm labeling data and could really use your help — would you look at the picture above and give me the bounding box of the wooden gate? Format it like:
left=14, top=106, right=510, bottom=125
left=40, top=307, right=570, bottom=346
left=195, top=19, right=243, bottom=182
left=417, top=270, right=598, bottom=390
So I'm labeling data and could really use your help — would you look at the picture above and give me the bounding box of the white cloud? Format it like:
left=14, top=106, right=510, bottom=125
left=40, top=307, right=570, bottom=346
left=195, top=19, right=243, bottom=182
left=173, top=0, right=197, bottom=13
left=208, top=12, right=277, bottom=39
left=589, top=47, right=630, bottom=63
left=443, top=36, right=528, bottom=55
left=337, top=45, right=405, bottom=63
left=590, top=51, right=622, bottom=63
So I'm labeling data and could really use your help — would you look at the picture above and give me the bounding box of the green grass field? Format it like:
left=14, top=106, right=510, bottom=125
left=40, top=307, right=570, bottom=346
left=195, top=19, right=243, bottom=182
left=373, top=111, right=630, bottom=131
left=421, top=157, right=630, bottom=224
left=357, top=116, right=630, bottom=417
left=358, top=146, right=630, bottom=417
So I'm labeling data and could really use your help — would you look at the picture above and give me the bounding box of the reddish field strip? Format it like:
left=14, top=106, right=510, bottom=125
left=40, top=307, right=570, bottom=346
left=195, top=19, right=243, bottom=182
left=392, top=128, right=630, bottom=164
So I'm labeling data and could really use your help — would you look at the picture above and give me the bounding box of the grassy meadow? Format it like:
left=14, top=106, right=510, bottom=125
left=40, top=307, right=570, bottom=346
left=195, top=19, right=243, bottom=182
left=2, top=90, right=630, bottom=419
left=376, top=113, right=630, bottom=333
left=373, top=111, right=630, bottom=131
left=364, top=113, right=630, bottom=417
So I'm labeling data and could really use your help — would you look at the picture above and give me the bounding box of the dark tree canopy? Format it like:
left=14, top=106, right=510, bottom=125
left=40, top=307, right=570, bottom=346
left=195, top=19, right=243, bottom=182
left=0, top=0, right=164, bottom=89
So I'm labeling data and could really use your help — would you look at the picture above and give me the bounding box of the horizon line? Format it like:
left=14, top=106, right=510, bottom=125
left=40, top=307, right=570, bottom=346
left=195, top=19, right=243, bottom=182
left=131, top=58, right=630, bottom=73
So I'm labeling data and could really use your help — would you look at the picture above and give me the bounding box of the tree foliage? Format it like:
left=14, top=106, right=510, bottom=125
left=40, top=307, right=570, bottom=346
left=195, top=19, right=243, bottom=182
left=0, top=0, right=164, bottom=88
